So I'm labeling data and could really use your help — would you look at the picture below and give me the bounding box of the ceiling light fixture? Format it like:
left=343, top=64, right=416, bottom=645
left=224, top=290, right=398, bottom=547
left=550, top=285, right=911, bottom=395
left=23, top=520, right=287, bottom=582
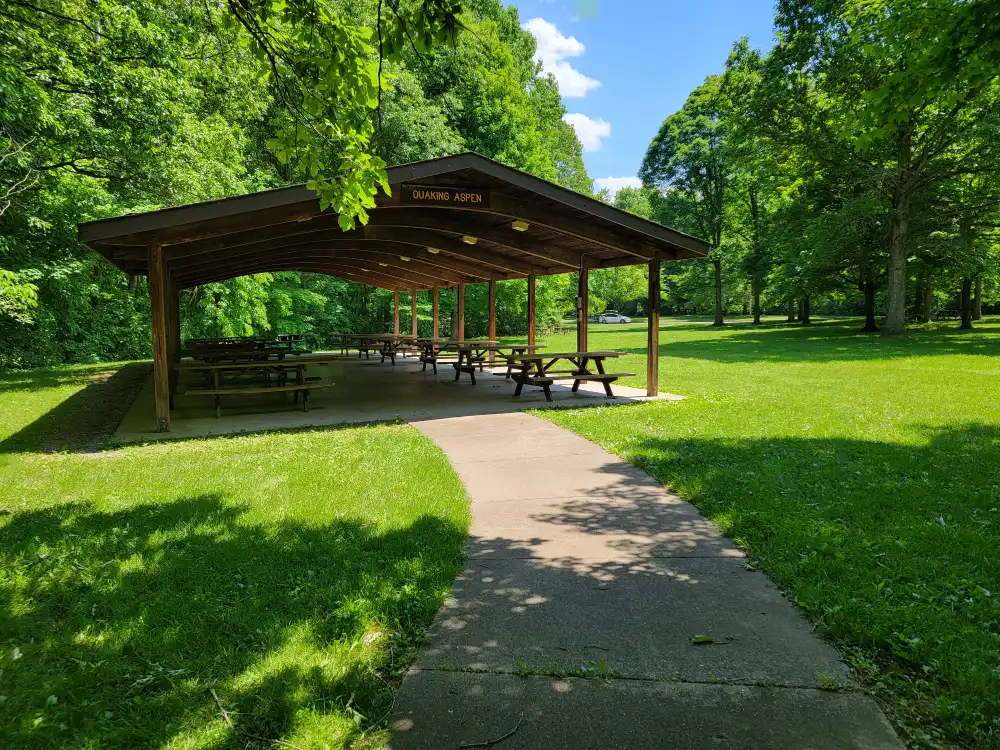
left=379, top=263, right=388, bottom=267
left=511, top=220, right=529, bottom=232
left=462, top=236, right=478, bottom=245
left=427, top=247, right=441, bottom=254
left=399, top=256, right=410, bottom=262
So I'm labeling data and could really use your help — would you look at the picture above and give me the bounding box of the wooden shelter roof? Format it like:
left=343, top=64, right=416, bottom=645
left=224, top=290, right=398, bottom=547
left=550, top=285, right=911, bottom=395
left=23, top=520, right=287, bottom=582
left=79, top=152, right=708, bottom=291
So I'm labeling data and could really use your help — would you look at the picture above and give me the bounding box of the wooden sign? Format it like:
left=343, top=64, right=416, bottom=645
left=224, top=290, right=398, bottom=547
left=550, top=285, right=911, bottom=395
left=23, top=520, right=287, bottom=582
left=401, top=184, right=490, bottom=208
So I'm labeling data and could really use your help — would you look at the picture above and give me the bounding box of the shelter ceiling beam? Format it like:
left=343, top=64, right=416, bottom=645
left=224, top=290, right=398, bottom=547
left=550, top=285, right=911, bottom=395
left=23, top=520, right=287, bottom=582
left=175, top=261, right=413, bottom=291
left=368, top=209, right=583, bottom=268
left=87, top=199, right=321, bottom=246
left=151, top=233, right=498, bottom=280
left=169, top=248, right=467, bottom=285
left=166, top=240, right=492, bottom=282
left=362, top=226, right=546, bottom=275
left=380, top=189, right=676, bottom=260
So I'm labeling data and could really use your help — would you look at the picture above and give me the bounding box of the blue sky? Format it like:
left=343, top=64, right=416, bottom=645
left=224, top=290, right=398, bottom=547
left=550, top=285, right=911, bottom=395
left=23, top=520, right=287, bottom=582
left=510, top=0, right=776, bottom=195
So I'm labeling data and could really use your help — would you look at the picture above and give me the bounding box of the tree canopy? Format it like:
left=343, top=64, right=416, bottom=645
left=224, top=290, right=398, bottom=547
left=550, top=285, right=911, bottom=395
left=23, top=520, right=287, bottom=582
left=637, top=0, right=1000, bottom=333
left=0, top=0, right=594, bottom=367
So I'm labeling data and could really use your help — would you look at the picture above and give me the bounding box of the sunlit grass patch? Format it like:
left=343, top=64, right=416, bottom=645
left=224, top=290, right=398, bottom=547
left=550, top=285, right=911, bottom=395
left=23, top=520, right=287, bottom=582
left=542, top=317, right=1000, bottom=748
left=0, top=372, right=470, bottom=749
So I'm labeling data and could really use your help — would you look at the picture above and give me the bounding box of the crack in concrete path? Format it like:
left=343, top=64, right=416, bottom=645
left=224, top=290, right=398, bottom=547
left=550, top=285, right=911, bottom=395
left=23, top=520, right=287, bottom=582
left=387, top=412, right=902, bottom=749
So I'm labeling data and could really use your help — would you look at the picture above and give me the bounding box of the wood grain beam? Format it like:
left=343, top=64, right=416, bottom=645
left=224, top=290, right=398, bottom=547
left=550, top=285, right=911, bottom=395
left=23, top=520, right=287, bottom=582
left=176, top=262, right=410, bottom=291
left=362, top=226, right=546, bottom=275
left=170, top=248, right=465, bottom=285
left=162, top=233, right=507, bottom=280
left=369, top=209, right=583, bottom=268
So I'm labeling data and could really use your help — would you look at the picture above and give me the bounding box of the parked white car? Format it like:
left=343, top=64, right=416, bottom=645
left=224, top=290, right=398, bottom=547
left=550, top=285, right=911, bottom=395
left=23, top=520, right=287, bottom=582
left=596, top=310, right=631, bottom=324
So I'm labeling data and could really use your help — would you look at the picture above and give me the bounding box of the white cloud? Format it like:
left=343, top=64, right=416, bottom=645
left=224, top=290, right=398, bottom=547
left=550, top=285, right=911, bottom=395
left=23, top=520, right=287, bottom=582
left=594, top=176, right=642, bottom=198
left=563, top=113, right=611, bottom=151
left=522, top=18, right=601, bottom=97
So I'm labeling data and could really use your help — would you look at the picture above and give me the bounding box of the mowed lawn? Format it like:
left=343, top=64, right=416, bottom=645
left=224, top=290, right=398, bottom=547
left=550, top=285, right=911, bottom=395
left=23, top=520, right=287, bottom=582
left=0, top=365, right=470, bottom=749
left=541, top=318, right=1000, bottom=748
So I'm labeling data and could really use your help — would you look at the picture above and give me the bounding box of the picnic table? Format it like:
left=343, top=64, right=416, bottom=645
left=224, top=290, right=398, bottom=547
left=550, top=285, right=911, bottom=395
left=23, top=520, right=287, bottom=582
left=187, top=336, right=300, bottom=351
left=504, top=351, right=634, bottom=401
left=175, top=356, right=335, bottom=417
left=182, top=345, right=310, bottom=363
left=417, top=339, right=497, bottom=374
left=451, top=343, right=545, bottom=384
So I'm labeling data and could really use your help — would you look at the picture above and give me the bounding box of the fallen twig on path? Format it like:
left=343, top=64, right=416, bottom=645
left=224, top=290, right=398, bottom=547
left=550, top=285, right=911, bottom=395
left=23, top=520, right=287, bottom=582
left=459, top=712, right=524, bottom=749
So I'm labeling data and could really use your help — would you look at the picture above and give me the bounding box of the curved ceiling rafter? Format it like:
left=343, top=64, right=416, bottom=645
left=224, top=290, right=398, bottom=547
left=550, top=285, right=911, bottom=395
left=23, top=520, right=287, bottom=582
left=175, top=257, right=425, bottom=288
left=170, top=247, right=467, bottom=286
left=176, top=262, right=416, bottom=291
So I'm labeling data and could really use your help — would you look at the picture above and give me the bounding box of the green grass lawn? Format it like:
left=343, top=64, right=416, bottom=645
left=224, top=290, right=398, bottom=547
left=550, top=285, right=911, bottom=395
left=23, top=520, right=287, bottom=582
left=538, top=317, right=1000, bottom=748
left=0, top=365, right=470, bottom=749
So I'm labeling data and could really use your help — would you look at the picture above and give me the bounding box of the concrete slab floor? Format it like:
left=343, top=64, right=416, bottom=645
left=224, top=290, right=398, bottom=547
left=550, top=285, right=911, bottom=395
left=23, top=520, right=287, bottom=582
left=114, top=354, right=681, bottom=443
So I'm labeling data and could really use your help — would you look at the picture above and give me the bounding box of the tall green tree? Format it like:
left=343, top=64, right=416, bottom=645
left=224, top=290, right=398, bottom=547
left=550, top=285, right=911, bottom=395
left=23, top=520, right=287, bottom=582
left=641, top=76, right=728, bottom=325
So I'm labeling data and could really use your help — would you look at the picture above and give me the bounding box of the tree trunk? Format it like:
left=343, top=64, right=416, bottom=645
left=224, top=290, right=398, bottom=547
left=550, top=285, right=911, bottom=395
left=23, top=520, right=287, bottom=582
left=960, top=277, right=973, bottom=330
left=973, top=275, right=983, bottom=321
left=801, top=295, right=811, bottom=325
left=882, top=192, right=910, bottom=337
left=913, top=276, right=923, bottom=321
left=861, top=279, right=878, bottom=332
left=922, top=275, right=933, bottom=323
left=752, top=282, right=762, bottom=325
left=712, top=258, right=724, bottom=326
left=797, top=298, right=804, bottom=322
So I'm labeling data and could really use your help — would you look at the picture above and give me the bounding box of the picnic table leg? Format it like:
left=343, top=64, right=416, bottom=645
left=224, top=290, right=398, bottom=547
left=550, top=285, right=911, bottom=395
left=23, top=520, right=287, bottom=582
left=454, top=351, right=463, bottom=381
left=302, top=388, right=309, bottom=412
left=595, top=357, right=615, bottom=398
left=572, top=357, right=590, bottom=393
left=214, top=395, right=221, bottom=418
left=512, top=363, right=531, bottom=397
left=294, top=364, right=304, bottom=404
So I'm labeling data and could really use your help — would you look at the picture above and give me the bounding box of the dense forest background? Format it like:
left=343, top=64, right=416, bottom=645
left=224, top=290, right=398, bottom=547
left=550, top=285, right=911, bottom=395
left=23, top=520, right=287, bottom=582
left=2, top=0, right=999, bottom=368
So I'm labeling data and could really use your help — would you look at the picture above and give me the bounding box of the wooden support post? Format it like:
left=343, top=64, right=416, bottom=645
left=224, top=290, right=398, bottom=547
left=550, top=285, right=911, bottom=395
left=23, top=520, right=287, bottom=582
left=488, top=279, right=497, bottom=363
left=432, top=286, right=439, bottom=339
left=411, top=290, right=418, bottom=337
left=457, top=281, right=465, bottom=341
left=527, top=273, right=536, bottom=347
left=393, top=291, right=400, bottom=335
left=148, top=240, right=171, bottom=432
left=647, top=252, right=661, bottom=397
left=577, top=266, right=589, bottom=353
left=165, top=278, right=181, bottom=399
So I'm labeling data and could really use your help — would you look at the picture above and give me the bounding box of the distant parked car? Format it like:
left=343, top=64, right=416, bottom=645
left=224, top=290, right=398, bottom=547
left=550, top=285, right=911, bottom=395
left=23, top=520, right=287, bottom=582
left=596, top=310, right=631, bottom=324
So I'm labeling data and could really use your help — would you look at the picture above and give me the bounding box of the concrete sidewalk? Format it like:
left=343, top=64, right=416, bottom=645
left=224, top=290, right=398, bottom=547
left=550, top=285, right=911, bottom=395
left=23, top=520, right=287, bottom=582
left=388, top=412, right=902, bottom=749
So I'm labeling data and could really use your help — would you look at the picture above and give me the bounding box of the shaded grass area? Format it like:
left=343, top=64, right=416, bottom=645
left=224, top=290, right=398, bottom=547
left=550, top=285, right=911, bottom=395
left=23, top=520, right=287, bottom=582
left=540, top=318, right=1000, bottom=749
left=0, top=366, right=470, bottom=748
left=0, top=362, right=150, bottom=453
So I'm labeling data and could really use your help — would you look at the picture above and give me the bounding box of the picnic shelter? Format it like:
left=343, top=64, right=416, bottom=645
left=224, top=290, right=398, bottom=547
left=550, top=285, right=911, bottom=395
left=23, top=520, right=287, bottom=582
left=77, top=153, right=709, bottom=431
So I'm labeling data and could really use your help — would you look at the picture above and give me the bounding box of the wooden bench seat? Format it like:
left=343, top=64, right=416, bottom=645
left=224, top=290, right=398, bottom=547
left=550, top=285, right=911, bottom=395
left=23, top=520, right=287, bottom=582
left=184, top=381, right=334, bottom=417
left=421, top=355, right=459, bottom=374
left=511, top=372, right=635, bottom=400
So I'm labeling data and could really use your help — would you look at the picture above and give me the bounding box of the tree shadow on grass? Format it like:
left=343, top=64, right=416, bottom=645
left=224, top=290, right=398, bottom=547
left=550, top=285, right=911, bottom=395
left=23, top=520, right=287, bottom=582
left=0, top=494, right=467, bottom=748
left=617, top=423, right=1000, bottom=745
left=612, top=320, right=1000, bottom=364
left=0, top=363, right=150, bottom=454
